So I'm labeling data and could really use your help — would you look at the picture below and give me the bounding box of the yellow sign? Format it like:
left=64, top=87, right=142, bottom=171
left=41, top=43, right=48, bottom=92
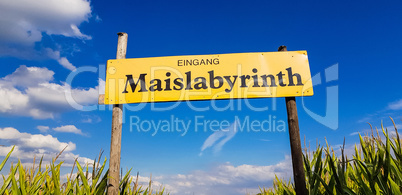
left=104, top=51, right=313, bottom=104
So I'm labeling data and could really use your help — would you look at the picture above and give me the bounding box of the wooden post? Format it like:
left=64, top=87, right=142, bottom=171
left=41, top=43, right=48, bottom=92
left=278, top=45, right=307, bottom=195
left=108, top=32, right=128, bottom=195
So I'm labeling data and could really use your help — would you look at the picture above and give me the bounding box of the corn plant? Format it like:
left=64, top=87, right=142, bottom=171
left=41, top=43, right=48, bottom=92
left=263, top=118, right=402, bottom=195
left=0, top=148, right=168, bottom=195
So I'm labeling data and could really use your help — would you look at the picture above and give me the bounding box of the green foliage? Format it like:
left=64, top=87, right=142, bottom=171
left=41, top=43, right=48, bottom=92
left=0, top=150, right=168, bottom=195
left=1, top=119, right=401, bottom=195
left=262, top=119, right=402, bottom=195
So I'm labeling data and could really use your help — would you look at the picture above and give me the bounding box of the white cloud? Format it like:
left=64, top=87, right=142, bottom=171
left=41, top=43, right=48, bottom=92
left=0, top=82, right=29, bottom=112
left=0, top=127, right=92, bottom=167
left=199, top=120, right=237, bottom=156
left=45, top=48, right=76, bottom=70
left=3, top=65, right=54, bottom=87
left=0, top=0, right=92, bottom=69
left=134, top=156, right=292, bottom=195
left=26, top=82, right=97, bottom=109
left=0, top=127, right=75, bottom=152
left=0, top=65, right=100, bottom=119
left=388, top=99, right=402, bottom=110
left=0, top=0, right=91, bottom=43
left=53, top=125, right=83, bottom=135
left=37, top=125, right=50, bottom=133
left=58, top=57, right=76, bottom=71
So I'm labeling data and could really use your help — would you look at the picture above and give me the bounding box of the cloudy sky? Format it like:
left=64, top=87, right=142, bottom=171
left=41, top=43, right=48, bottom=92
left=0, top=0, right=402, bottom=194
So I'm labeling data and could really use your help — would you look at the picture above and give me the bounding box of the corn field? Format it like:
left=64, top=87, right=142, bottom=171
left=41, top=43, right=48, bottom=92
left=1, top=119, right=401, bottom=194
left=261, top=119, right=402, bottom=195
left=0, top=149, right=167, bottom=195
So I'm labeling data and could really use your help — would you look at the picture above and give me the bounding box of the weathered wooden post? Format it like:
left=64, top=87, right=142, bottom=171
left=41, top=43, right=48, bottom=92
left=108, top=32, right=128, bottom=195
left=278, top=45, right=307, bottom=195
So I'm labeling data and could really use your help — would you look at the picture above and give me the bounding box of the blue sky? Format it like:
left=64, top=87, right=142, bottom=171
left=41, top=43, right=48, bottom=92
left=1, top=0, right=402, bottom=194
